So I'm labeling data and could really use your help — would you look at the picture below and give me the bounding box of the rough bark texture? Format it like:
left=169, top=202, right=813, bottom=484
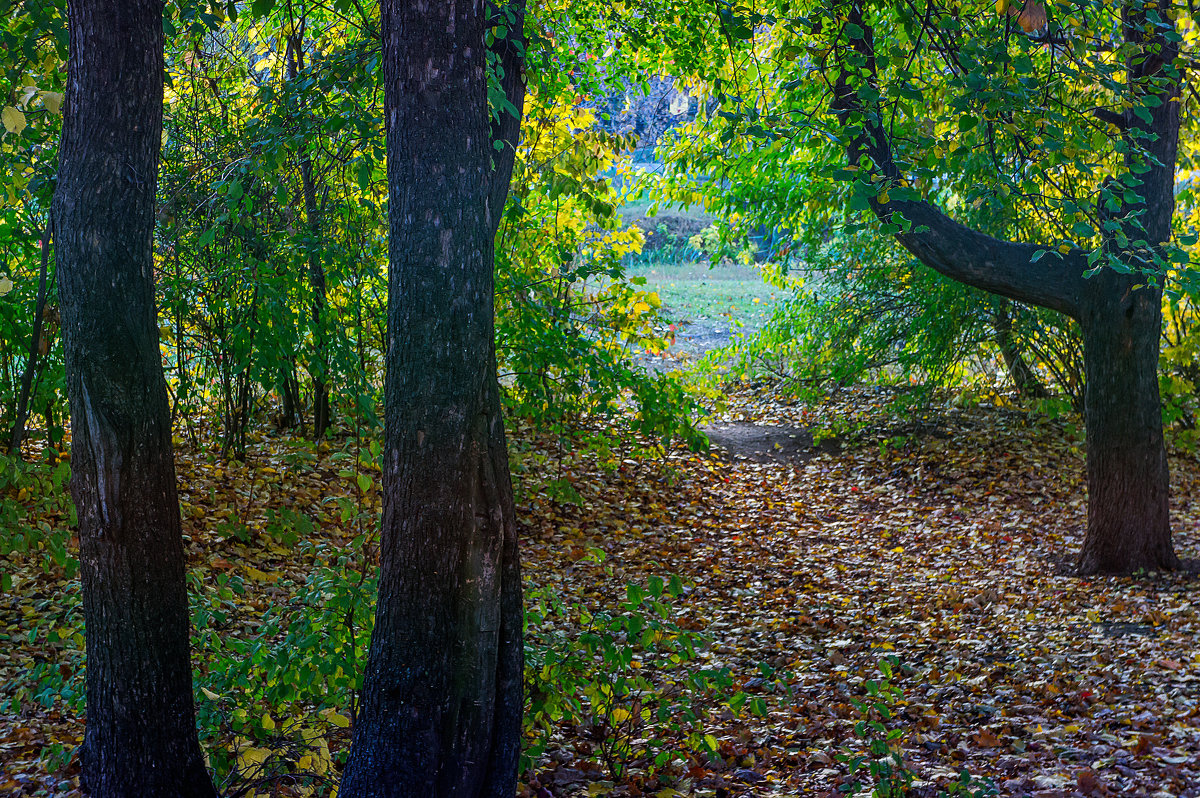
left=337, top=1, right=523, bottom=795
left=1075, top=0, right=1180, bottom=573
left=832, top=0, right=1180, bottom=574
left=1077, top=272, right=1176, bottom=572
left=52, top=1, right=217, bottom=795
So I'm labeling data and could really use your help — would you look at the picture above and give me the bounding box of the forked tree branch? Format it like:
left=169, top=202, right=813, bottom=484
left=830, top=0, right=1089, bottom=321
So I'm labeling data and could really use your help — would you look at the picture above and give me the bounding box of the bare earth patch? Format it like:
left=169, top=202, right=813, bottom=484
left=702, top=422, right=841, bottom=463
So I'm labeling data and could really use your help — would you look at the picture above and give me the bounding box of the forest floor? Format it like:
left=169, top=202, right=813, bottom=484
left=3, top=385, right=1200, bottom=797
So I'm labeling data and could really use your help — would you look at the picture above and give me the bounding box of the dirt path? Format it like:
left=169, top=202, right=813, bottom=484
left=702, top=422, right=840, bottom=463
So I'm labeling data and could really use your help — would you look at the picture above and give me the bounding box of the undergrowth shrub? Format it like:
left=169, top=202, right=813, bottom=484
left=839, top=658, right=997, bottom=798
left=523, top=567, right=739, bottom=780
left=0, top=454, right=76, bottom=589
left=190, top=551, right=372, bottom=784
left=496, top=95, right=705, bottom=453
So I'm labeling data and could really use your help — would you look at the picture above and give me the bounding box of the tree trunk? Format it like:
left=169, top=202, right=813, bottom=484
left=9, top=215, right=52, bottom=455
left=286, top=34, right=331, bottom=440
left=991, top=300, right=1048, bottom=401
left=52, top=1, right=216, bottom=795
left=1073, top=0, right=1182, bottom=574
left=831, top=0, right=1181, bottom=574
left=337, top=1, right=523, bottom=795
left=1077, top=272, right=1177, bottom=573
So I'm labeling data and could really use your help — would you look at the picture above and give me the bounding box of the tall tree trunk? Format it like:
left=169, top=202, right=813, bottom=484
left=52, top=1, right=216, bottom=795
left=1073, top=0, right=1182, bottom=574
left=9, top=215, right=52, bottom=455
left=483, top=1, right=528, bottom=786
left=287, top=33, right=331, bottom=440
left=338, top=1, right=524, bottom=795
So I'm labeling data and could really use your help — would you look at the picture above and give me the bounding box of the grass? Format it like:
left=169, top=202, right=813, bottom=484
left=626, top=261, right=781, bottom=358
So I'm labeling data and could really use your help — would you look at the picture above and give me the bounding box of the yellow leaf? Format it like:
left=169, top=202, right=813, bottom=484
left=325, top=711, right=351, bottom=728
left=262, top=713, right=275, bottom=731
left=236, top=746, right=273, bottom=771
left=2, top=106, right=26, bottom=134
left=0, top=276, right=12, bottom=295
left=995, top=0, right=1010, bottom=13
left=40, top=92, right=63, bottom=114
left=611, top=707, right=631, bottom=724
left=243, top=566, right=279, bottom=583
left=201, top=687, right=221, bottom=701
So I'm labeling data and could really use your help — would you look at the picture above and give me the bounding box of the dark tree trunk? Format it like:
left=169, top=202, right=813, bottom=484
left=1078, top=272, right=1177, bottom=573
left=277, top=364, right=303, bottom=431
left=1074, top=0, right=1181, bottom=574
left=287, top=34, right=331, bottom=440
left=337, top=1, right=524, bottom=796
left=991, top=300, right=1048, bottom=401
left=52, top=1, right=217, bottom=795
left=832, top=0, right=1181, bottom=574
left=9, top=216, right=52, bottom=455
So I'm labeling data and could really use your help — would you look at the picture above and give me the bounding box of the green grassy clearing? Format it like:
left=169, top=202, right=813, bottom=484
left=627, top=261, right=781, bottom=358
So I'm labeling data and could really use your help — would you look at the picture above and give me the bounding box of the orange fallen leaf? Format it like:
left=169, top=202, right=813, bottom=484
left=972, top=728, right=1003, bottom=748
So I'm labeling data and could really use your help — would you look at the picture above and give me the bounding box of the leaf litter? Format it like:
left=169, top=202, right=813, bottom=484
left=2, top=384, right=1200, bottom=797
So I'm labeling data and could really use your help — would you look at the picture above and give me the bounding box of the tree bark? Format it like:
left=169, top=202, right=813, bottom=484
left=52, top=1, right=217, bottom=795
left=1078, top=271, right=1177, bottom=572
left=9, top=215, right=52, bottom=455
left=337, top=1, right=524, bottom=795
left=831, top=0, right=1180, bottom=574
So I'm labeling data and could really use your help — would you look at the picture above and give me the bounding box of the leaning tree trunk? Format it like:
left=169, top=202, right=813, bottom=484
left=53, top=1, right=217, bottom=795
left=991, top=300, right=1048, bottom=401
left=337, top=0, right=524, bottom=795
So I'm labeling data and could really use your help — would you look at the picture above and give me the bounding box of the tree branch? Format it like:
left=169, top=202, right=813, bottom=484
left=831, top=0, right=1088, bottom=321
